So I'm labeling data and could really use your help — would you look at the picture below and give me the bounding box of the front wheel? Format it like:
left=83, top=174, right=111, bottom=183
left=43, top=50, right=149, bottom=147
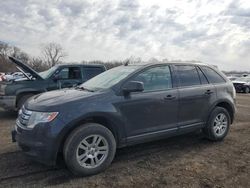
left=203, top=107, right=230, bottom=141
left=63, top=123, right=116, bottom=176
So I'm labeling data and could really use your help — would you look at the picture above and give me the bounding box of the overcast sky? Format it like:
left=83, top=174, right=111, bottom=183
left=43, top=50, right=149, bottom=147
left=0, top=0, right=250, bottom=71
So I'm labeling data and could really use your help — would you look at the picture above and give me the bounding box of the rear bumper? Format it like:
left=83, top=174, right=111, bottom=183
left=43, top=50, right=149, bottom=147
left=0, top=96, right=16, bottom=110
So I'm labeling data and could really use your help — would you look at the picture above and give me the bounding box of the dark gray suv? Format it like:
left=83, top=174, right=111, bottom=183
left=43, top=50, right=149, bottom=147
left=12, top=62, right=236, bottom=176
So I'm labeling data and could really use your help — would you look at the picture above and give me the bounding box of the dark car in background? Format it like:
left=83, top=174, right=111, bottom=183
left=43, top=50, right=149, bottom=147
left=232, top=77, right=250, bottom=93
left=12, top=62, right=236, bottom=176
left=0, top=57, right=106, bottom=110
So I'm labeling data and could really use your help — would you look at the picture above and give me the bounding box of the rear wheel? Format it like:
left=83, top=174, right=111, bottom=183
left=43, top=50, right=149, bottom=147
left=203, top=107, right=230, bottom=141
left=17, top=94, right=34, bottom=110
left=63, top=123, right=116, bottom=176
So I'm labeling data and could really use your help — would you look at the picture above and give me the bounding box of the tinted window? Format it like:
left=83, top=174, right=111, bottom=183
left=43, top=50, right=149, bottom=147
left=58, top=67, right=81, bottom=79
left=131, top=65, right=172, bottom=92
left=58, top=68, right=69, bottom=79
left=83, top=67, right=104, bottom=80
left=201, top=66, right=225, bottom=84
left=197, top=67, right=209, bottom=84
left=176, top=65, right=200, bottom=87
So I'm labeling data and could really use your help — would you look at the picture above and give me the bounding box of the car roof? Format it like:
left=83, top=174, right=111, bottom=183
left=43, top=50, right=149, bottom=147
left=124, top=61, right=212, bottom=68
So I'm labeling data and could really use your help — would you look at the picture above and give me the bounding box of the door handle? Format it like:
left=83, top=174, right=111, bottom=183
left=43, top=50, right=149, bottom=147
left=205, top=90, right=213, bottom=95
left=164, top=95, right=176, bottom=100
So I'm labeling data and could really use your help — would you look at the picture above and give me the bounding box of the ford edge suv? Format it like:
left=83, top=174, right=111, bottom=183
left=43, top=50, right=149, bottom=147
left=12, top=62, right=236, bottom=176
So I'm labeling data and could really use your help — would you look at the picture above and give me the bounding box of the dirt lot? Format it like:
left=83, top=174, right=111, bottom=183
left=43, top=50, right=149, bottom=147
left=0, top=94, right=249, bottom=188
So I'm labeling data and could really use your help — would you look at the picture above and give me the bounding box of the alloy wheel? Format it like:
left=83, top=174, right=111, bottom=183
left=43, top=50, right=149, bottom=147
left=76, top=135, right=109, bottom=169
left=213, top=113, right=228, bottom=136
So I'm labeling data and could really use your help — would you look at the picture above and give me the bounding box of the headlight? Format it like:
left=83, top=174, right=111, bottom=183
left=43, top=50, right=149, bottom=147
left=27, top=111, right=59, bottom=129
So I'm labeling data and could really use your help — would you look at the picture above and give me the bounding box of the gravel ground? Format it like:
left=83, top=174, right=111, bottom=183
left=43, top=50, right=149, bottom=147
left=0, top=94, right=249, bottom=188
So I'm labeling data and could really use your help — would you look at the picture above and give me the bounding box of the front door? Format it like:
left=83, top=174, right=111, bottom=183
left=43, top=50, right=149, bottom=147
left=117, top=65, right=179, bottom=140
left=48, top=66, right=83, bottom=90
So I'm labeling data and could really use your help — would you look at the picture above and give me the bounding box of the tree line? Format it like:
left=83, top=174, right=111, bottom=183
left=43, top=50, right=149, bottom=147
left=2, top=41, right=238, bottom=74
left=0, top=41, right=127, bottom=73
left=0, top=41, right=69, bottom=72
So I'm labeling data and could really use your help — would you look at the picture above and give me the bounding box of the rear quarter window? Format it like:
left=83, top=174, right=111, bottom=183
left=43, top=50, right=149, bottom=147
left=201, top=66, right=226, bottom=84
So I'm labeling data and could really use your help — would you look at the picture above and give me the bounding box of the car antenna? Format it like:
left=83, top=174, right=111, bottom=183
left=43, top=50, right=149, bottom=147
left=124, top=60, right=129, bottom=66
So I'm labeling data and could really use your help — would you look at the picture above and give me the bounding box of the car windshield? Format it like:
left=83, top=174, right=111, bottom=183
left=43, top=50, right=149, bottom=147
left=39, top=66, right=57, bottom=79
left=237, top=77, right=250, bottom=82
left=80, top=65, right=140, bottom=91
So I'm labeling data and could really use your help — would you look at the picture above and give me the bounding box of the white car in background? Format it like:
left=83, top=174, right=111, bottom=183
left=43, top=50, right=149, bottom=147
left=0, top=73, right=5, bottom=81
left=1, top=72, right=30, bottom=81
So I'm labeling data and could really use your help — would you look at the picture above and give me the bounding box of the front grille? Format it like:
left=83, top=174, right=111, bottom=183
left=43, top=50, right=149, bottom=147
left=17, top=106, right=32, bottom=127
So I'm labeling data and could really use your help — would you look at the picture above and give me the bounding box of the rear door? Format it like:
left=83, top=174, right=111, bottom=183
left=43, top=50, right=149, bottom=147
left=174, top=65, right=216, bottom=129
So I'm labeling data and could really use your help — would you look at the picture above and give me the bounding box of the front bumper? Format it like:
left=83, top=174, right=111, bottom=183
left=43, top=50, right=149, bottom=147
left=0, top=95, right=16, bottom=110
left=12, top=120, right=62, bottom=166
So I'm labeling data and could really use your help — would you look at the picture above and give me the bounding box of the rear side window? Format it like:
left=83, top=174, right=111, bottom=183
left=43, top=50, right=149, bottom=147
left=58, top=67, right=82, bottom=80
left=83, top=67, right=104, bottom=80
left=201, top=66, right=225, bottom=84
left=176, top=65, right=200, bottom=87
left=197, top=67, right=209, bottom=85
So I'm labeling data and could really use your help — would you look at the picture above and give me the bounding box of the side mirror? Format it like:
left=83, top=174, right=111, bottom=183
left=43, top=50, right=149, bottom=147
left=122, top=81, right=144, bottom=94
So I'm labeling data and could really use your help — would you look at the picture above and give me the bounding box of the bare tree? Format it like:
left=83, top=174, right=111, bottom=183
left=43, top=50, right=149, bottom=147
left=42, top=43, right=67, bottom=68
left=29, top=57, right=48, bottom=72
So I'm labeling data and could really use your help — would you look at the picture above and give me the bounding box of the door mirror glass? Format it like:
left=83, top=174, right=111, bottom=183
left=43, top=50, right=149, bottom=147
left=122, top=81, right=144, bottom=94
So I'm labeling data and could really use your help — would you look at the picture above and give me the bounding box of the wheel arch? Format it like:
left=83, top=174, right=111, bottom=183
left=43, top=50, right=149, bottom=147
left=56, top=114, right=125, bottom=163
left=209, top=100, right=235, bottom=124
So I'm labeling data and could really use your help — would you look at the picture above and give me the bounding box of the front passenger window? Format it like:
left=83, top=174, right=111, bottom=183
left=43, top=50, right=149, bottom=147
left=131, top=66, right=172, bottom=92
left=58, top=67, right=81, bottom=80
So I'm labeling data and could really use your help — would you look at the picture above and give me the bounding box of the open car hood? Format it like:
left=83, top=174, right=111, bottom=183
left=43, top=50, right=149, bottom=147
left=9, top=56, right=43, bottom=80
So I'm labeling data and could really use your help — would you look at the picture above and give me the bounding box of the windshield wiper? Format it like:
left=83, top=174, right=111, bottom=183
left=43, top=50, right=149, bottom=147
left=75, top=86, right=94, bottom=92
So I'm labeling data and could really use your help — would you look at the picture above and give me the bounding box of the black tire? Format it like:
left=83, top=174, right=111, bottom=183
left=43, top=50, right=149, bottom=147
left=203, top=107, right=230, bottom=141
left=17, top=94, right=34, bottom=110
left=63, top=123, right=116, bottom=176
left=244, top=87, right=249, bottom=93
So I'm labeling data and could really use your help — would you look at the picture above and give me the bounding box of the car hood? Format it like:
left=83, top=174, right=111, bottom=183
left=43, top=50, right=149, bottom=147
left=26, top=88, right=101, bottom=110
left=9, top=56, right=43, bottom=80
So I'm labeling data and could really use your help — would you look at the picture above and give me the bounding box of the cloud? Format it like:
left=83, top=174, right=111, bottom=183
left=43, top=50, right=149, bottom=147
left=0, top=0, right=249, bottom=71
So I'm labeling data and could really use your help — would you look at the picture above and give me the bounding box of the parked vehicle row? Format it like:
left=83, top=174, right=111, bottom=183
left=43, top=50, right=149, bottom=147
left=232, top=77, right=250, bottom=93
left=0, top=57, right=106, bottom=110
left=0, top=72, right=31, bottom=82
left=11, top=58, right=236, bottom=176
